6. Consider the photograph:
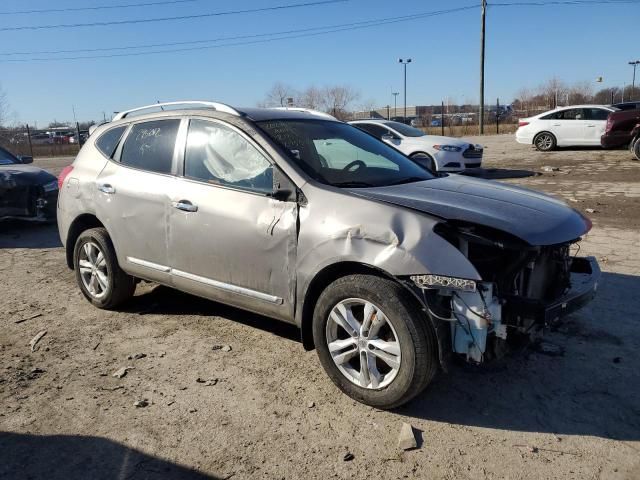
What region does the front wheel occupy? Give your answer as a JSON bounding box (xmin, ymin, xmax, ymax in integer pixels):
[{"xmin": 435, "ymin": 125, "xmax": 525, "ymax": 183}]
[
  {"xmin": 73, "ymin": 227, "xmax": 136, "ymax": 309},
  {"xmin": 633, "ymin": 137, "xmax": 640, "ymax": 161},
  {"xmin": 410, "ymin": 152, "xmax": 436, "ymax": 172},
  {"xmin": 312, "ymin": 274, "xmax": 438, "ymax": 409},
  {"xmin": 534, "ymin": 132, "xmax": 557, "ymax": 151}
]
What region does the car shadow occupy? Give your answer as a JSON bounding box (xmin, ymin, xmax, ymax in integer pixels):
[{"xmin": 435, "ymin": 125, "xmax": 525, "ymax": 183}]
[
  {"xmin": 460, "ymin": 167, "xmax": 539, "ymax": 180},
  {"xmin": 0, "ymin": 431, "xmax": 217, "ymax": 479},
  {"xmin": 397, "ymin": 271, "xmax": 640, "ymax": 441},
  {"xmin": 124, "ymin": 284, "xmax": 301, "ymax": 343},
  {"xmin": 0, "ymin": 220, "xmax": 62, "ymax": 248}
]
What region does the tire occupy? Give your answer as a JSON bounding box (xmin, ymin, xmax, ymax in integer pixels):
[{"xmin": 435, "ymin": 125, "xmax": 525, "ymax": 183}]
[
  {"xmin": 410, "ymin": 152, "xmax": 436, "ymax": 172},
  {"xmin": 533, "ymin": 132, "xmax": 557, "ymax": 152},
  {"xmin": 312, "ymin": 274, "xmax": 438, "ymax": 409},
  {"xmin": 73, "ymin": 227, "xmax": 136, "ymax": 309},
  {"xmin": 633, "ymin": 137, "xmax": 640, "ymax": 161}
]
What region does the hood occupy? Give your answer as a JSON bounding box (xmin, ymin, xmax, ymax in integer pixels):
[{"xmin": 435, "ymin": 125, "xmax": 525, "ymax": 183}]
[
  {"xmin": 0, "ymin": 165, "xmax": 56, "ymax": 188},
  {"xmin": 350, "ymin": 174, "xmax": 590, "ymax": 246}
]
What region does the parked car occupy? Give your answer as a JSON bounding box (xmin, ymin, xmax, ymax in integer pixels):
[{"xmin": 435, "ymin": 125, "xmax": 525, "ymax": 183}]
[
  {"xmin": 516, "ymin": 105, "xmax": 618, "ymax": 151},
  {"xmin": 0, "ymin": 146, "xmax": 57, "ymax": 221},
  {"xmin": 611, "ymin": 101, "xmax": 640, "ymax": 111},
  {"xmin": 601, "ymin": 107, "xmax": 640, "ymax": 150},
  {"xmin": 58, "ymin": 101, "xmax": 599, "ymax": 409},
  {"xmin": 349, "ymin": 119, "xmax": 483, "ymax": 171}
]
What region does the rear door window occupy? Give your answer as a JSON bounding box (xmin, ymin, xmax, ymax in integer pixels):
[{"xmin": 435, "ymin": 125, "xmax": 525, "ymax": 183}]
[
  {"xmin": 584, "ymin": 108, "xmax": 610, "ymax": 121},
  {"xmin": 355, "ymin": 123, "xmax": 389, "ymax": 139},
  {"xmin": 120, "ymin": 119, "xmax": 180, "ymax": 174},
  {"xmin": 96, "ymin": 126, "xmax": 127, "ymax": 158}
]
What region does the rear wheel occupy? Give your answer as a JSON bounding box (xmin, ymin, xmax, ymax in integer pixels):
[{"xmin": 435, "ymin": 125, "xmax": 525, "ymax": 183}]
[
  {"xmin": 534, "ymin": 132, "xmax": 556, "ymax": 151},
  {"xmin": 312, "ymin": 274, "xmax": 438, "ymax": 409},
  {"xmin": 410, "ymin": 152, "xmax": 436, "ymax": 172},
  {"xmin": 73, "ymin": 227, "xmax": 136, "ymax": 309},
  {"xmin": 633, "ymin": 137, "xmax": 640, "ymax": 161}
]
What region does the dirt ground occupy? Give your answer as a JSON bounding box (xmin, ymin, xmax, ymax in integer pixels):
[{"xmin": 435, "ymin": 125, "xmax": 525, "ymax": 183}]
[{"xmin": 1, "ymin": 136, "xmax": 639, "ymax": 480}]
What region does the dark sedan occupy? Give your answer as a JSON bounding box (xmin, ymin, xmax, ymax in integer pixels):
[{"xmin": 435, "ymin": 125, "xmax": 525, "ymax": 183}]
[{"xmin": 0, "ymin": 146, "xmax": 58, "ymax": 221}]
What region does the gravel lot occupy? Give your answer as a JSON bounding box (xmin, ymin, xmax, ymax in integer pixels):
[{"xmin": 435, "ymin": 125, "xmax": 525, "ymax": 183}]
[{"xmin": 1, "ymin": 136, "xmax": 639, "ymax": 480}]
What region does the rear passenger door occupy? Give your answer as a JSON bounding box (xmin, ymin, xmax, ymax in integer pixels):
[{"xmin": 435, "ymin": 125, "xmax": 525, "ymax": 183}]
[
  {"xmin": 94, "ymin": 118, "xmax": 181, "ymax": 284},
  {"xmin": 583, "ymin": 108, "xmax": 610, "ymax": 144},
  {"xmin": 167, "ymin": 118, "xmax": 298, "ymax": 321}
]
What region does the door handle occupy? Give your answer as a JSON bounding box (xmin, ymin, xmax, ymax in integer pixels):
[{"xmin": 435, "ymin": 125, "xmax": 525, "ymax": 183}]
[
  {"xmin": 98, "ymin": 183, "xmax": 115, "ymax": 194},
  {"xmin": 552, "ymin": 124, "xmax": 561, "ymax": 126},
  {"xmin": 172, "ymin": 200, "xmax": 198, "ymax": 212},
  {"xmin": 586, "ymin": 124, "xmax": 596, "ymax": 127}
]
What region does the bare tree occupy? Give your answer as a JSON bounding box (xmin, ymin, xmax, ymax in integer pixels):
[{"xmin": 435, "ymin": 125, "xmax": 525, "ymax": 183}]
[
  {"xmin": 567, "ymin": 81, "xmax": 593, "ymax": 105},
  {"xmin": 299, "ymin": 86, "xmax": 324, "ymax": 110},
  {"xmin": 320, "ymin": 85, "xmax": 360, "ymax": 120},
  {"xmin": 261, "ymin": 82, "xmax": 297, "ymax": 107},
  {"xmin": 540, "ymin": 77, "xmax": 568, "ymax": 108}
]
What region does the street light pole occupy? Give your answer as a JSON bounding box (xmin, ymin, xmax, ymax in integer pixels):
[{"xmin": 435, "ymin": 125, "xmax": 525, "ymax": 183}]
[
  {"xmin": 398, "ymin": 58, "xmax": 412, "ymax": 122},
  {"xmin": 392, "ymin": 92, "xmax": 399, "ymax": 119},
  {"xmin": 630, "ymin": 60, "xmax": 640, "ymax": 101},
  {"xmin": 479, "ymin": 0, "xmax": 487, "ymax": 134}
]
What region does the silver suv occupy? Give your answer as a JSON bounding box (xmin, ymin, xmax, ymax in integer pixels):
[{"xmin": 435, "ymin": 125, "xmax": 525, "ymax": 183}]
[{"xmin": 58, "ymin": 101, "xmax": 600, "ymax": 408}]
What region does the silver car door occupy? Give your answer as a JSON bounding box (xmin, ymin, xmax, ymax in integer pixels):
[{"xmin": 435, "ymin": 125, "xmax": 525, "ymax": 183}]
[
  {"xmin": 94, "ymin": 118, "xmax": 182, "ymax": 284},
  {"xmin": 168, "ymin": 118, "xmax": 297, "ymax": 321}
]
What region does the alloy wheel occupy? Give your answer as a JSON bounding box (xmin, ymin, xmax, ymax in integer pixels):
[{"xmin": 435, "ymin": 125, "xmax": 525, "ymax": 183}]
[
  {"xmin": 536, "ymin": 134, "xmax": 553, "ymax": 150},
  {"xmin": 78, "ymin": 241, "xmax": 109, "ymax": 299},
  {"xmin": 325, "ymin": 298, "xmax": 402, "ymax": 389}
]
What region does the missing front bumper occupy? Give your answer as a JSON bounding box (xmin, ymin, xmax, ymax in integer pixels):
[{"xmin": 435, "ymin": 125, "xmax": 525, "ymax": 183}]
[{"xmin": 502, "ymin": 256, "xmax": 600, "ymax": 326}]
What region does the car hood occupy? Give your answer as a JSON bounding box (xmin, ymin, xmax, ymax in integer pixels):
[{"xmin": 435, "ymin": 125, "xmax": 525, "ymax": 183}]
[
  {"xmin": 350, "ymin": 174, "xmax": 590, "ymax": 246},
  {"xmin": 0, "ymin": 165, "xmax": 56, "ymax": 188}
]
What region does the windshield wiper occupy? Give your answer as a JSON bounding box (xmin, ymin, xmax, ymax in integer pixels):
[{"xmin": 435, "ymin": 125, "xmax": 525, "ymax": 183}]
[
  {"xmin": 387, "ymin": 176, "xmax": 429, "ymax": 186},
  {"xmin": 332, "ymin": 181, "xmax": 375, "ymax": 188}
]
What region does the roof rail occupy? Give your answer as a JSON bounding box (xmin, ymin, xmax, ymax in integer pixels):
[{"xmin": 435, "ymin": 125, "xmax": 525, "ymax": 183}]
[
  {"xmin": 112, "ymin": 101, "xmax": 241, "ymax": 121},
  {"xmin": 273, "ymin": 107, "xmax": 337, "ymax": 120}
]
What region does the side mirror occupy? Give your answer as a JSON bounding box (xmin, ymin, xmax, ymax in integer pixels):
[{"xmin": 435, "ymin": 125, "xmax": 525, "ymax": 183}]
[
  {"xmin": 272, "ymin": 167, "xmax": 296, "ymax": 201},
  {"xmin": 17, "ymin": 155, "xmax": 33, "ymax": 164}
]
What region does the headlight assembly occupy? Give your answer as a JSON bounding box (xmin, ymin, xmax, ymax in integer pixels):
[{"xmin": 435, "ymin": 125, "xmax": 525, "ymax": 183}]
[
  {"xmin": 433, "ymin": 145, "xmax": 462, "ymax": 152},
  {"xmin": 410, "ymin": 274, "xmax": 477, "ymax": 292}
]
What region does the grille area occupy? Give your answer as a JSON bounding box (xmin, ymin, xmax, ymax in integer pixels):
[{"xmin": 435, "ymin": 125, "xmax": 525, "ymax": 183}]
[{"xmin": 462, "ymin": 145, "xmax": 483, "ymax": 159}]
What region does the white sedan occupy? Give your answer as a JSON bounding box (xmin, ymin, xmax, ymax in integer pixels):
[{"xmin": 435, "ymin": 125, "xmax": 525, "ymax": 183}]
[
  {"xmin": 349, "ymin": 120, "xmax": 483, "ymax": 172},
  {"xmin": 516, "ymin": 105, "xmax": 617, "ymax": 151}
]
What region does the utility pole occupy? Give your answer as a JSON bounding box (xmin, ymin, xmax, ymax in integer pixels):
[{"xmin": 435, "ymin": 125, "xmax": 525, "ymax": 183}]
[
  {"xmin": 479, "ymin": 0, "xmax": 486, "ymax": 134},
  {"xmin": 392, "ymin": 92, "xmax": 399, "ymax": 119},
  {"xmin": 630, "ymin": 60, "xmax": 640, "ymax": 101},
  {"xmin": 398, "ymin": 58, "xmax": 412, "ymax": 123}
]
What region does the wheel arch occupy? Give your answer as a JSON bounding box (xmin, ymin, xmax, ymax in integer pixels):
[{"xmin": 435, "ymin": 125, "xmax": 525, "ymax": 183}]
[
  {"xmin": 65, "ymin": 214, "xmax": 106, "ymax": 269},
  {"xmin": 533, "ymin": 130, "xmax": 556, "ymax": 144},
  {"xmin": 299, "ymin": 261, "xmax": 443, "ymax": 367}
]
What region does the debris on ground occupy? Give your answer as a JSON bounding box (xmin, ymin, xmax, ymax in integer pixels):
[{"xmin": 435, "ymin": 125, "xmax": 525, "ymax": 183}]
[
  {"xmin": 112, "ymin": 366, "xmax": 134, "ymax": 379},
  {"xmin": 15, "ymin": 313, "xmax": 42, "ymax": 324},
  {"xmin": 541, "ymin": 166, "xmax": 561, "ymax": 172},
  {"xmin": 585, "ymin": 208, "xmax": 597, "ymax": 214},
  {"xmin": 134, "ymin": 399, "xmax": 149, "ymax": 408},
  {"xmin": 196, "ymin": 377, "xmax": 218, "ymax": 386},
  {"xmin": 533, "ymin": 341, "xmax": 564, "ymax": 357},
  {"xmin": 307, "ymin": 401, "xmax": 315, "ymax": 408},
  {"xmin": 29, "ymin": 330, "xmax": 47, "ymax": 352},
  {"xmin": 567, "ymin": 197, "xmax": 578, "ymax": 203},
  {"xmin": 127, "ymin": 353, "xmax": 147, "ymax": 360},
  {"xmin": 28, "ymin": 367, "xmax": 45, "ymax": 379},
  {"xmin": 343, "ymin": 452, "xmax": 354, "ymax": 462},
  {"xmin": 212, "ymin": 344, "xmax": 232, "ymax": 352},
  {"xmin": 188, "ymin": 408, "xmax": 198, "ymax": 413},
  {"xmin": 397, "ymin": 422, "xmax": 418, "ymax": 450}
]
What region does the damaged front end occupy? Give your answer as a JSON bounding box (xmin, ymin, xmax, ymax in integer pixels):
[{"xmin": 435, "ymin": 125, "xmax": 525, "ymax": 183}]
[
  {"xmin": 0, "ymin": 171, "xmax": 57, "ymax": 222},
  {"xmin": 406, "ymin": 222, "xmax": 600, "ymax": 363}
]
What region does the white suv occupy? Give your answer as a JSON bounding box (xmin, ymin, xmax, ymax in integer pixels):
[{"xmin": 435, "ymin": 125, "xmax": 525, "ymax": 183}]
[{"xmin": 349, "ymin": 119, "xmax": 483, "ymax": 172}]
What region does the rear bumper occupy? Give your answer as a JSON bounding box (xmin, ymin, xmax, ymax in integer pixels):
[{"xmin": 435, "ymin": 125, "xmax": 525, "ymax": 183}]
[
  {"xmin": 601, "ymin": 133, "xmax": 632, "ymax": 149},
  {"xmin": 502, "ymin": 256, "xmax": 600, "ymax": 326}
]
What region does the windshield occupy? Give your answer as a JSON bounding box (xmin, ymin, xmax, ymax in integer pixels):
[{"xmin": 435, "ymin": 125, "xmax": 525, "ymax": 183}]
[
  {"xmin": 256, "ymin": 120, "xmax": 434, "ymax": 188},
  {"xmin": 382, "ymin": 121, "xmax": 426, "ymax": 137},
  {"xmin": 0, "ymin": 148, "xmax": 17, "ymax": 165}
]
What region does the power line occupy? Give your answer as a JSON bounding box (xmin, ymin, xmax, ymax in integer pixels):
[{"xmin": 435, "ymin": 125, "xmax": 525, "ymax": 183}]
[
  {"xmin": 0, "ymin": 0, "xmax": 347, "ymax": 32},
  {"xmin": 0, "ymin": 0, "xmax": 202, "ymax": 15},
  {"xmin": 491, "ymin": 0, "xmax": 640, "ymax": 5},
  {"xmin": 0, "ymin": 6, "xmax": 479, "ymax": 62},
  {"xmin": 0, "ymin": 7, "xmax": 477, "ymax": 57}
]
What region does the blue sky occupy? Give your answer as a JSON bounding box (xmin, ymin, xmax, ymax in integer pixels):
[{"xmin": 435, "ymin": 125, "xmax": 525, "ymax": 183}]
[{"xmin": 0, "ymin": 0, "xmax": 638, "ymax": 126}]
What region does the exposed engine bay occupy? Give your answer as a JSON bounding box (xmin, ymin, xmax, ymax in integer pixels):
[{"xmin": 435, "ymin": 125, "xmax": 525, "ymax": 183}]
[{"xmin": 408, "ymin": 222, "xmax": 600, "ymax": 363}]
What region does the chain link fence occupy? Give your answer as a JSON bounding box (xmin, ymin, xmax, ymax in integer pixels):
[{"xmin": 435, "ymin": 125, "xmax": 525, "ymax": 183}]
[{"xmin": 0, "ymin": 125, "xmax": 82, "ymax": 158}]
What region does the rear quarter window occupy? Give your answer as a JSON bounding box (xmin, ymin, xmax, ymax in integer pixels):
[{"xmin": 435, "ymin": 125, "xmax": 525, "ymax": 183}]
[{"xmin": 95, "ymin": 126, "xmax": 127, "ymax": 158}]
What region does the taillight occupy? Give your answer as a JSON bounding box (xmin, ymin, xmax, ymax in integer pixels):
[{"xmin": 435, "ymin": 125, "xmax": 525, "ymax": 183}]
[
  {"xmin": 58, "ymin": 165, "xmax": 74, "ymax": 189},
  {"xmin": 518, "ymin": 121, "xmax": 529, "ymax": 127},
  {"xmin": 605, "ymin": 117, "xmax": 613, "ymax": 133}
]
